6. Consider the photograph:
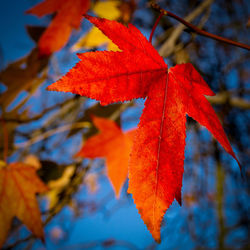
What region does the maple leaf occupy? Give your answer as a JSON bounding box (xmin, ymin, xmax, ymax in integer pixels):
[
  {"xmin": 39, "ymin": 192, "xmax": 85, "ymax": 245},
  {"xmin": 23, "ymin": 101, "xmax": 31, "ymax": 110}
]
[
  {"xmin": 93, "ymin": 0, "xmax": 121, "ymax": 20},
  {"xmin": 48, "ymin": 16, "xmax": 240, "ymax": 242},
  {"xmin": 48, "ymin": 15, "xmax": 166, "ymax": 105},
  {"xmin": 71, "ymin": 0, "xmax": 121, "ymax": 52},
  {"xmin": 0, "ymin": 161, "xmax": 48, "ymax": 247},
  {"xmin": 71, "ymin": 26, "xmax": 120, "ymax": 52},
  {"xmin": 26, "ymin": 0, "xmax": 90, "ymax": 55},
  {"xmin": 75, "ymin": 116, "xmax": 135, "ymax": 198}
]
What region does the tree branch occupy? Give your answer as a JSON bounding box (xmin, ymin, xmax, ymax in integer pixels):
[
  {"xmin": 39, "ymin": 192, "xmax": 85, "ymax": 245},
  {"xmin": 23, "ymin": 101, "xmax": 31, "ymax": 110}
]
[
  {"xmin": 151, "ymin": 1, "xmax": 250, "ymax": 51},
  {"xmin": 207, "ymin": 93, "xmax": 250, "ymax": 110},
  {"xmin": 15, "ymin": 122, "xmax": 91, "ymax": 149},
  {"xmin": 157, "ymin": 0, "xmax": 215, "ymax": 57}
]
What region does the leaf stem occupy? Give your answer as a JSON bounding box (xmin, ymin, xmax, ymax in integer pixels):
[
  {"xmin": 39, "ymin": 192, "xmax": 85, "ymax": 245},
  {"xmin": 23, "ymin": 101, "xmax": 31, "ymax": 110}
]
[
  {"xmin": 149, "ymin": 12, "xmax": 165, "ymax": 43},
  {"xmin": 151, "ymin": 2, "xmax": 250, "ymax": 50},
  {"xmin": 1, "ymin": 117, "xmax": 8, "ymax": 162}
]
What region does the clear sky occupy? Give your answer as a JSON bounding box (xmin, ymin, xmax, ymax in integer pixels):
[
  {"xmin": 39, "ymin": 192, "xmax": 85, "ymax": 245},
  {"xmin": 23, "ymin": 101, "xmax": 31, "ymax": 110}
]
[{"xmin": 0, "ymin": 1, "xmax": 38, "ymax": 65}]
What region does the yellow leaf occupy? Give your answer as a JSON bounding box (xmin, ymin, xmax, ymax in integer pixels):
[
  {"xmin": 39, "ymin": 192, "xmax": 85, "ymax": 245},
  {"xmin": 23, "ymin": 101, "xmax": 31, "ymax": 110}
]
[
  {"xmin": 71, "ymin": 27, "xmax": 120, "ymax": 52},
  {"xmin": 0, "ymin": 162, "xmax": 48, "ymax": 247},
  {"xmin": 71, "ymin": 0, "xmax": 121, "ymax": 52},
  {"xmin": 93, "ymin": 0, "xmax": 120, "ymax": 20}
]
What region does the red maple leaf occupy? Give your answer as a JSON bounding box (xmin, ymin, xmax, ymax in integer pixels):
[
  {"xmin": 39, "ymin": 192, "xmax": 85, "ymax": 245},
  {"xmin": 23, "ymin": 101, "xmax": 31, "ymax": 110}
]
[
  {"xmin": 75, "ymin": 116, "xmax": 135, "ymax": 198},
  {"xmin": 26, "ymin": 0, "xmax": 90, "ymax": 56},
  {"xmin": 48, "ymin": 15, "xmax": 241, "ymax": 242}
]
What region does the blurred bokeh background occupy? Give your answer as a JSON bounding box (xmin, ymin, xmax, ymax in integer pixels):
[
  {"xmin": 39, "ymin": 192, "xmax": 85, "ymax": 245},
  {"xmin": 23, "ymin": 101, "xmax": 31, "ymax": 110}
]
[{"xmin": 0, "ymin": 0, "xmax": 249, "ymax": 249}]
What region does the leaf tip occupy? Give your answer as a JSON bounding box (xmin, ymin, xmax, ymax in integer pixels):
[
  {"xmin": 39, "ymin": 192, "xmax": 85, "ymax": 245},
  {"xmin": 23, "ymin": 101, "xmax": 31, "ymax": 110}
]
[
  {"xmin": 74, "ymin": 148, "xmax": 83, "ymax": 159},
  {"xmin": 83, "ymin": 14, "xmax": 95, "ymax": 23},
  {"xmin": 46, "ymin": 82, "xmax": 59, "ymax": 92},
  {"xmin": 156, "ymin": 238, "xmax": 161, "ymax": 244},
  {"xmin": 150, "ymin": 227, "xmax": 161, "ymax": 243},
  {"xmin": 175, "ymin": 188, "xmax": 182, "ymax": 206},
  {"xmin": 114, "ymin": 188, "xmax": 121, "ymax": 199}
]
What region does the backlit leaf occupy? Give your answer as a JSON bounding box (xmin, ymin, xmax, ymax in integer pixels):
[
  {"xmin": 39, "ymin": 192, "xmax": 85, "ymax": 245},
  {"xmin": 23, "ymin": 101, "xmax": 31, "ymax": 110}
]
[
  {"xmin": 48, "ymin": 16, "xmax": 240, "ymax": 242},
  {"xmin": 94, "ymin": 0, "xmax": 121, "ymax": 20},
  {"xmin": 75, "ymin": 116, "xmax": 135, "ymax": 197},
  {"xmin": 71, "ymin": 26, "xmax": 119, "ymax": 52},
  {"xmin": 27, "ymin": 0, "xmax": 90, "ymax": 55},
  {"xmin": 71, "ymin": 0, "xmax": 121, "ymax": 52}
]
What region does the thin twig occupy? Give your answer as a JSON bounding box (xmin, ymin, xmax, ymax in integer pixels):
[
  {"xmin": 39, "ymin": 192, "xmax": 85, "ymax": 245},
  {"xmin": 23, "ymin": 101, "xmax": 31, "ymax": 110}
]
[
  {"xmin": 149, "ymin": 12, "xmax": 165, "ymax": 43},
  {"xmin": 207, "ymin": 93, "xmax": 250, "ymax": 110},
  {"xmin": 151, "ymin": 2, "xmax": 250, "ymax": 50},
  {"xmin": 4, "ymin": 98, "xmax": 74, "ymax": 123},
  {"xmin": 158, "ymin": 0, "xmax": 214, "ymax": 57},
  {"xmin": 15, "ymin": 122, "xmax": 91, "ymax": 149}
]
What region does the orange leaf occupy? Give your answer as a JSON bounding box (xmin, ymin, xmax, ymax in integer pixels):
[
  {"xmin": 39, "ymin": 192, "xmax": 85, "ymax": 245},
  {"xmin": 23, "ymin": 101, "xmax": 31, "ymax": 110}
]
[
  {"xmin": 27, "ymin": 0, "xmax": 90, "ymax": 55},
  {"xmin": 47, "ymin": 16, "xmax": 241, "ymax": 242},
  {"xmin": 75, "ymin": 116, "xmax": 135, "ymax": 198},
  {"xmin": 0, "ymin": 162, "xmax": 48, "ymax": 247}
]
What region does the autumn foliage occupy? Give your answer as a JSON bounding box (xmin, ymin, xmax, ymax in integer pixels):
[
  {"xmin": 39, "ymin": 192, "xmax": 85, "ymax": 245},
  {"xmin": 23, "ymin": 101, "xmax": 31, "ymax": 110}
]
[
  {"xmin": 75, "ymin": 116, "xmax": 135, "ymax": 197},
  {"xmin": 0, "ymin": 0, "xmax": 248, "ymax": 248},
  {"xmin": 27, "ymin": 0, "xmax": 90, "ymax": 55},
  {"xmin": 48, "ymin": 15, "xmax": 240, "ymax": 242},
  {"xmin": 0, "ymin": 161, "xmax": 47, "ymax": 246}
]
